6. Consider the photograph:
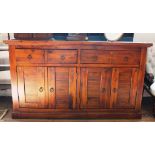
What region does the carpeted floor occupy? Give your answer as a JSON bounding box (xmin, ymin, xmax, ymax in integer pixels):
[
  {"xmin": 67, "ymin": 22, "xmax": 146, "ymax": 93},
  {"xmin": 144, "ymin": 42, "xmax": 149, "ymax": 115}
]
[{"xmin": 0, "ymin": 91, "xmax": 155, "ymax": 122}]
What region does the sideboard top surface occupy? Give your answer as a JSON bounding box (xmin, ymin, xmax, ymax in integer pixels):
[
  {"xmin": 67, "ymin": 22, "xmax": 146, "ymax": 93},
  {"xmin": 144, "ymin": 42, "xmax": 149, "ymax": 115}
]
[{"xmin": 4, "ymin": 40, "xmax": 153, "ymax": 47}]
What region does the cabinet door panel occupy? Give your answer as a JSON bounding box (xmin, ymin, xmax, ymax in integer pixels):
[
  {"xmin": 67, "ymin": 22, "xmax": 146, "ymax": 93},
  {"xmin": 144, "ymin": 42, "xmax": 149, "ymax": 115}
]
[
  {"xmin": 17, "ymin": 67, "xmax": 47, "ymax": 108},
  {"xmin": 111, "ymin": 68, "xmax": 138, "ymax": 109},
  {"xmin": 80, "ymin": 68, "xmax": 111, "ymax": 109},
  {"xmin": 48, "ymin": 67, "xmax": 77, "ymax": 109}
]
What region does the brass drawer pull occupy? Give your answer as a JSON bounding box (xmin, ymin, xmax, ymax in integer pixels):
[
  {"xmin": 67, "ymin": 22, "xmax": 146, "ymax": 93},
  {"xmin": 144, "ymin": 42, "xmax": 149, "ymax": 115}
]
[
  {"xmin": 39, "ymin": 87, "xmax": 44, "ymax": 92},
  {"xmin": 61, "ymin": 55, "xmax": 66, "ymax": 60},
  {"xmin": 27, "ymin": 54, "xmax": 32, "ymax": 60},
  {"xmin": 50, "ymin": 88, "xmax": 55, "ymax": 93}
]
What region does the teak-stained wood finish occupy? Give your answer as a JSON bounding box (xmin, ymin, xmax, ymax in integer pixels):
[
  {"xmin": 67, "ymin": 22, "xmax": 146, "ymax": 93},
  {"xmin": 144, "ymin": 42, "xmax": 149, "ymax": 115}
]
[
  {"xmin": 15, "ymin": 49, "xmax": 45, "ymax": 64},
  {"xmin": 48, "ymin": 67, "xmax": 76, "ymax": 109},
  {"xmin": 80, "ymin": 68, "xmax": 111, "ymax": 109},
  {"xmin": 46, "ymin": 50, "xmax": 77, "ymax": 64},
  {"xmin": 80, "ymin": 50, "xmax": 111, "ymax": 64},
  {"xmin": 4, "ymin": 40, "xmax": 152, "ymax": 119},
  {"xmin": 110, "ymin": 68, "xmax": 138, "ymax": 109},
  {"xmin": 17, "ymin": 67, "xmax": 47, "ymax": 108}
]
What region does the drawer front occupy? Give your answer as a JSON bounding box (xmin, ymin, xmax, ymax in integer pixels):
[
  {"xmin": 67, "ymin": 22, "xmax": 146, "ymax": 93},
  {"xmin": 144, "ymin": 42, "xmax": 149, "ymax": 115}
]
[
  {"xmin": 80, "ymin": 50, "xmax": 111, "ymax": 64},
  {"xmin": 46, "ymin": 50, "xmax": 77, "ymax": 64},
  {"xmin": 15, "ymin": 49, "xmax": 45, "ymax": 64},
  {"xmin": 111, "ymin": 51, "xmax": 140, "ymax": 65}
]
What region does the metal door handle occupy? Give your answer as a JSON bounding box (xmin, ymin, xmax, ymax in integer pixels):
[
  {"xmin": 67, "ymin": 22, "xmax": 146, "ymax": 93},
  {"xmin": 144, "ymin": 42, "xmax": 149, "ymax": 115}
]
[
  {"xmin": 27, "ymin": 54, "xmax": 32, "ymax": 60},
  {"xmin": 39, "ymin": 87, "xmax": 44, "ymax": 92},
  {"xmin": 102, "ymin": 88, "xmax": 106, "ymax": 93},
  {"xmin": 50, "ymin": 88, "xmax": 55, "ymax": 93}
]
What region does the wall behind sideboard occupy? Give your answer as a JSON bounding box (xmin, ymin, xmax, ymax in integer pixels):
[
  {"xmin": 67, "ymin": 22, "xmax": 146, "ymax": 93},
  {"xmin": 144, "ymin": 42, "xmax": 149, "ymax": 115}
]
[{"xmin": 134, "ymin": 33, "xmax": 155, "ymax": 43}]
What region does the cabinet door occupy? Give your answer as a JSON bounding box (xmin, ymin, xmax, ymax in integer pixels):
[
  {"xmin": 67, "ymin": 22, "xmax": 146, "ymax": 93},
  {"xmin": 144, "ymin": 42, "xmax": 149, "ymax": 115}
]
[
  {"xmin": 80, "ymin": 68, "xmax": 112, "ymax": 109},
  {"xmin": 48, "ymin": 67, "xmax": 77, "ymax": 109},
  {"xmin": 111, "ymin": 68, "xmax": 138, "ymax": 109},
  {"xmin": 17, "ymin": 67, "xmax": 48, "ymax": 108}
]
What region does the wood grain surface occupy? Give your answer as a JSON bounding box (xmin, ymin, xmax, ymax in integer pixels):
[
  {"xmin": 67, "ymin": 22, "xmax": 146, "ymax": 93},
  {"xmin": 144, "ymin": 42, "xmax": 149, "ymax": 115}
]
[{"xmin": 5, "ymin": 41, "xmax": 152, "ymax": 119}]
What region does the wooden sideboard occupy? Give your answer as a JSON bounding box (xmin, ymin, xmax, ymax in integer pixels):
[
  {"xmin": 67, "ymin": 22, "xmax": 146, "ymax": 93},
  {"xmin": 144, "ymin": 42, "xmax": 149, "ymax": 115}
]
[{"xmin": 4, "ymin": 40, "xmax": 152, "ymax": 119}]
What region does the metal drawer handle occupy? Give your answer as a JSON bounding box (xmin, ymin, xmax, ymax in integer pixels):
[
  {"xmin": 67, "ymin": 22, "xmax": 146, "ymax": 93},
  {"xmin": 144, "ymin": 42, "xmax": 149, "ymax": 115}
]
[
  {"xmin": 113, "ymin": 88, "xmax": 117, "ymax": 93},
  {"xmin": 92, "ymin": 56, "xmax": 98, "ymax": 61},
  {"xmin": 102, "ymin": 88, "xmax": 106, "ymax": 93},
  {"xmin": 124, "ymin": 56, "xmax": 128, "ymax": 62},
  {"xmin": 61, "ymin": 55, "xmax": 65, "ymax": 60},
  {"xmin": 39, "ymin": 87, "xmax": 44, "ymax": 92},
  {"xmin": 50, "ymin": 88, "xmax": 55, "ymax": 93},
  {"xmin": 27, "ymin": 54, "xmax": 32, "ymax": 60}
]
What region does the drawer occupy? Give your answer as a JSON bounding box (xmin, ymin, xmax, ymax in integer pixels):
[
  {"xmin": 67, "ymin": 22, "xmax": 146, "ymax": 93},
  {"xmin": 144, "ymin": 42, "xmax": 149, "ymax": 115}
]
[
  {"xmin": 46, "ymin": 50, "xmax": 77, "ymax": 64},
  {"xmin": 15, "ymin": 49, "xmax": 45, "ymax": 64},
  {"xmin": 111, "ymin": 51, "xmax": 140, "ymax": 65},
  {"xmin": 80, "ymin": 50, "xmax": 111, "ymax": 64}
]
